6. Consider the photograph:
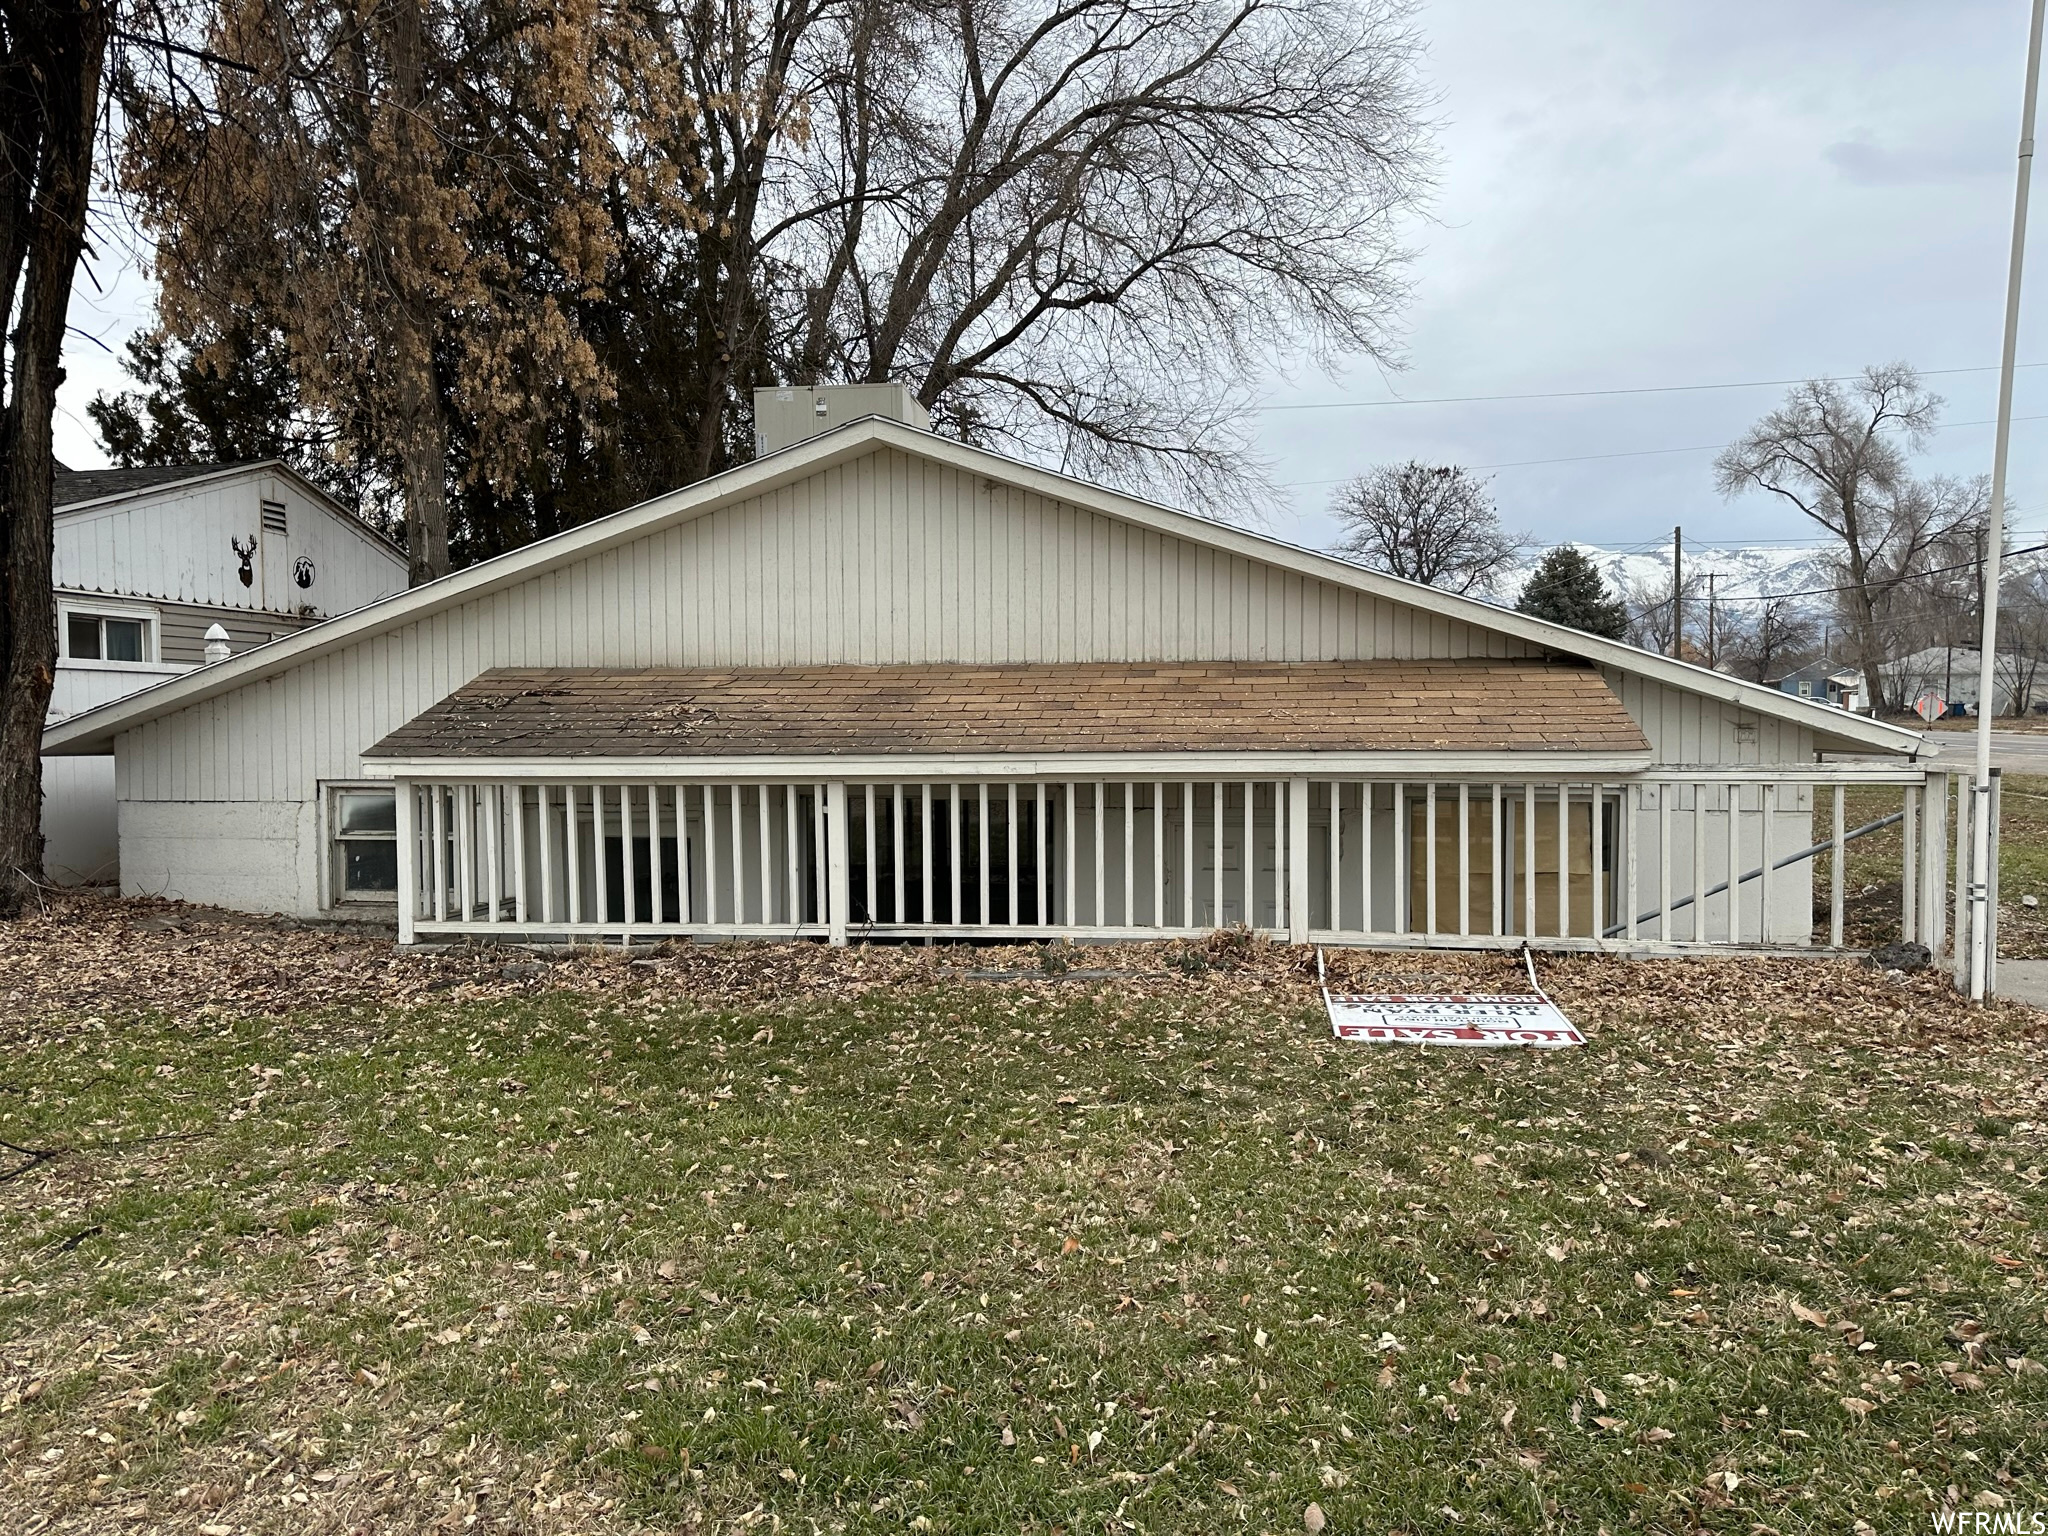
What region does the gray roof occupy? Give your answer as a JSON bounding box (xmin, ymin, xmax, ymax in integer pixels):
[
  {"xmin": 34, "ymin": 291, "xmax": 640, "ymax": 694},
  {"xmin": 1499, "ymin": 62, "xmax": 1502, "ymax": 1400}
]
[{"xmin": 54, "ymin": 463, "xmax": 251, "ymax": 508}]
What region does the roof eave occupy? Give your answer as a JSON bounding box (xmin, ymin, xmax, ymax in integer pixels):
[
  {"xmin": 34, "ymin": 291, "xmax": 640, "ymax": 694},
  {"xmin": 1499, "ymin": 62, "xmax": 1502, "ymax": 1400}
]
[
  {"xmin": 39, "ymin": 416, "xmax": 1930, "ymax": 760},
  {"xmin": 361, "ymin": 748, "xmax": 1663, "ymax": 780}
]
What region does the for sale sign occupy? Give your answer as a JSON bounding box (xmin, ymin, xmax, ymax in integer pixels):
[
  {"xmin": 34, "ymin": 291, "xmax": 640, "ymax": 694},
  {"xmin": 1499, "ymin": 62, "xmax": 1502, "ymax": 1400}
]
[{"xmin": 1323, "ymin": 992, "xmax": 1585, "ymax": 1049}]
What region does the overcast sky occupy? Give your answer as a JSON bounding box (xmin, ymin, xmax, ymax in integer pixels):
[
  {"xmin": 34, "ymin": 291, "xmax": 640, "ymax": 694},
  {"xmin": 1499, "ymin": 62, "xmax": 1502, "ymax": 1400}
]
[{"xmin": 52, "ymin": 0, "xmax": 2048, "ymax": 562}]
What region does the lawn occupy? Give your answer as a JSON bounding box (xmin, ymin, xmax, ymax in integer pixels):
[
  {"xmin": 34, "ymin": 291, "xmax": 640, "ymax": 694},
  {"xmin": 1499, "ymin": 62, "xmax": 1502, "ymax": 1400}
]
[
  {"xmin": 2, "ymin": 904, "xmax": 2046, "ymax": 1535},
  {"xmin": 1829, "ymin": 772, "xmax": 2048, "ymax": 958}
]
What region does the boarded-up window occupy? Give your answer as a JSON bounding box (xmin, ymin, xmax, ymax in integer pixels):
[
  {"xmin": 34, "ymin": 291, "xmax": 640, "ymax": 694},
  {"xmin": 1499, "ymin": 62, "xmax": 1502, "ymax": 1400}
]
[{"xmin": 1407, "ymin": 789, "xmax": 1613, "ymax": 938}]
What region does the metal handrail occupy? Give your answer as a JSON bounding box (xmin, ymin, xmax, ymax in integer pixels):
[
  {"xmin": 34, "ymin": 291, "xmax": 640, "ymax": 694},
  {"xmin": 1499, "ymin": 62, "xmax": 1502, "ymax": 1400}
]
[{"xmin": 1604, "ymin": 810, "xmax": 1905, "ymax": 938}]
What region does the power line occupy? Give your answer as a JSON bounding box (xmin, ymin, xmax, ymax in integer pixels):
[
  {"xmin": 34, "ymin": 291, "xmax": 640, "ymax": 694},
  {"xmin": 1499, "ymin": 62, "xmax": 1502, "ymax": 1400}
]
[
  {"xmin": 1257, "ymin": 361, "xmax": 2048, "ymax": 414},
  {"xmin": 1629, "ymin": 539, "xmax": 2048, "ymax": 614},
  {"xmin": 1280, "ymin": 411, "xmax": 2048, "ymax": 490}
]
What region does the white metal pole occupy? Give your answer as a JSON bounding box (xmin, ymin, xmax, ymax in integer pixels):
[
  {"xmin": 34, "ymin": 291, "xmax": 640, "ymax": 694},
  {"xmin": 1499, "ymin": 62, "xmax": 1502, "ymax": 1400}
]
[
  {"xmin": 395, "ymin": 779, "xmax": 418, "ymax": 945},
  {"xmin": 1971, "ymin": 0, "xmax": 2047, "ymax": 1001}
]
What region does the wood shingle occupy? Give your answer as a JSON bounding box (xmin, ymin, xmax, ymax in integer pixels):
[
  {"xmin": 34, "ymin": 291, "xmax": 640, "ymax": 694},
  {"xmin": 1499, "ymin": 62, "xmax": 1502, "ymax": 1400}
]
[{"xmin": 365, "ymin": 660, "xmax": 1650, "ymax": 760}]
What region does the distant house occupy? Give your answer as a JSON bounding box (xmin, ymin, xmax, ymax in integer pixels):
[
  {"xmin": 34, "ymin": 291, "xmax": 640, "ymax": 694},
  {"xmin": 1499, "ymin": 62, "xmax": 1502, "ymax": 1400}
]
[
  {"xmin": 1767, "ymin": 662, "xmax": 1860, "ymax": 710},
  {"xmin": 44, "ymin": 462, "xmax": 407, "ymax": 883},
  {"xmin": 1873, "ymin": 646, "xmax": 2033, "ymax": 720}
]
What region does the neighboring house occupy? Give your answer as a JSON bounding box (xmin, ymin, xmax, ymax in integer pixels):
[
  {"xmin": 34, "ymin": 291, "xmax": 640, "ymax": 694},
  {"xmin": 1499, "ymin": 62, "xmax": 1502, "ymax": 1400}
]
[
  {"xmin": 46, "ymin": 389, "xmax": 1950, "ymax": 954},
  {"xmin": 43, "ymin": 461, "xmax": 408, "ymax": 883},
  {"xmin": 1873, "ymin": 646, "xmax": 2031, "ymax": 720},
  {"xmin": 1767, "ymin": 662, "xmax": 1858, "ymax": 710}
]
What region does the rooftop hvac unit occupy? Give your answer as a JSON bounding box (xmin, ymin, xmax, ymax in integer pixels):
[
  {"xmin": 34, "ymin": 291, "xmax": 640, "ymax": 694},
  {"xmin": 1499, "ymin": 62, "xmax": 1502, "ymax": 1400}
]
[{"xmin": 752, "ymin": 383, "xmax": 930, "ymax": 456}]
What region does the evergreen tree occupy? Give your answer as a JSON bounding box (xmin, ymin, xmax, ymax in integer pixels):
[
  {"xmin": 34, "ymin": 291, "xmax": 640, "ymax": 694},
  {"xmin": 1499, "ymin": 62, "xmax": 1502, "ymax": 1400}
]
[
  {"xmin": 91, "ymin": 328, "xmax": 329, "ymax": 473},
  {"xmin": 1515, "ymin": 545, "xmax": 1629, "ymax": 640}
]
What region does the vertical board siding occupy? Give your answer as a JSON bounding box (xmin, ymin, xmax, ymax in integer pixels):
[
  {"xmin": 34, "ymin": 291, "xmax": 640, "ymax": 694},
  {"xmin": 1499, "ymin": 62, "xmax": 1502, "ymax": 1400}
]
[
  {"xmin": 124, "ymin": 445, "xmax": 1556, "ymax": 810},
  {"xmin": 109, "ymin": 445, "xmax": 1858, "ymax": 920},
  {"xmin": 56, "ymin": 472, "xmax": 403, "ymax": 615}
]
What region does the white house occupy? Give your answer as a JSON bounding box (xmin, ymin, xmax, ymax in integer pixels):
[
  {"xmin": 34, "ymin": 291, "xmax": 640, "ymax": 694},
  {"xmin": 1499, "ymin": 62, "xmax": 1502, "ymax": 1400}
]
[
  {"xmin": 1876, "ymin": 646, "xmax": 2040, "ymax": 720},
  {"xmin": 43, "ymin": 461, "xmax": 407, "ymax": 883},
  {"xmin": 43, "ymin": 390, "xmax": 1956, "ymax": 956}
]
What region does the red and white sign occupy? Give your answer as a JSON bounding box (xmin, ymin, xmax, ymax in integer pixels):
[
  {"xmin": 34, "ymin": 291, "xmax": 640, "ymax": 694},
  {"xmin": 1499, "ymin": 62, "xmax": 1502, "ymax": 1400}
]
[
  {"xmin": 1914, "ymin": 693, "xmax": 1947, "ymax": 722},
  {"xmin": 1324, "ymin": 992, "xmax": 1585, "ymax": 1048}
]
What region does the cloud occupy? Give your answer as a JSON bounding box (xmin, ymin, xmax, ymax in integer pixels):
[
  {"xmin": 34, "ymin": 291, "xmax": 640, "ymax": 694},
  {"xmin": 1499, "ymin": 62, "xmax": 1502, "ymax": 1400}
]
[{"xmin": 1823, "ymin": 131, "xmax": 2001, "ymax": 187}]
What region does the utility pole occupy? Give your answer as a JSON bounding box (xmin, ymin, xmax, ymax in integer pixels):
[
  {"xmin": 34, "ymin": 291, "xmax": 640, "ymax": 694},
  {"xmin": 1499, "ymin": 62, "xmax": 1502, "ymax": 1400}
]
[
  {"xmin": 1671, "ymin": 526, "xmax": 1684, "ymax": 660},
  {"xmin": 1705, "ymin": 572, "xmax": 1719, "ymax": 669},
  {"xmin": 1969, "ymin": 0, "xmax": 2045, "ymax": 1003}
]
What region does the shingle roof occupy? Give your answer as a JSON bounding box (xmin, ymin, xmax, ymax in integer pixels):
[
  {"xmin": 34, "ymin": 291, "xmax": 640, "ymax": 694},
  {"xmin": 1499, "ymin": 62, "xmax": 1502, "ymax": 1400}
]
[
  {"xmin": 365, "ymin": 661, "xmax": 1651, "ymax": 760},
  {"xmin": 54, "ymin": 464, "xmax": 248, "ymax": 507}
]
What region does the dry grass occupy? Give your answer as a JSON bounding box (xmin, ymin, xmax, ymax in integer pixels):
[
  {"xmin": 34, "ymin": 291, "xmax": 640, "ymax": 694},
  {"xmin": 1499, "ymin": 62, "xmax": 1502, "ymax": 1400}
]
[{"xmin": 3, "ymin": 898, "xmax": 2046, "ymax": 1535}]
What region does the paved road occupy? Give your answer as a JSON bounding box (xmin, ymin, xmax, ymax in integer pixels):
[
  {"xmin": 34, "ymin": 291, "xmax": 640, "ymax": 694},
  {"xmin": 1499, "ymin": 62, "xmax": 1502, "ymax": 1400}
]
[{"xmin": 1920, "ymin": 729, "xmax": 2048, "ymax": 776}]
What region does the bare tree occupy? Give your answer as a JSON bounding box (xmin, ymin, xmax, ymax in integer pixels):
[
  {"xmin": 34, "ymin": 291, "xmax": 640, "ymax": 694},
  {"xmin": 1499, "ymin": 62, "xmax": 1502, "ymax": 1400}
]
[
  {"xmin": 1624, "ymin": 566, "xmax": 1703, "ymax": 658},
  {"xmin": 1713, "ymin": 365, "xmax": 1962, "ymax": 714},
  {"xmin": 1994, "ymin": 562, "xmax": 2048, "ymax": 718},
  {"xmin": 1327, "ymin": 463, "xmax": 1520, "ymax": 595},
  {"xmin": 1, "ymin": 0, "xmax": 115, "ymax": 916},
  {"xmin": 1717, "ymin": 595, "xmax": 1820, "ymax": 684},
  {"xmin": 716, "ymin": 0, "xmax": 1434, "ymax": 499}
]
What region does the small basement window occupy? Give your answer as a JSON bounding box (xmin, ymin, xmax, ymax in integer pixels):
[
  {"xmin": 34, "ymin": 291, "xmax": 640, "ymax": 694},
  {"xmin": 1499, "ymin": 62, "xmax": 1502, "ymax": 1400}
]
[
  {"xmin": 329, "ymin": 785, "xmax": 398, "ymax": 901},
  {"xmin": 63, "ymin": 609, "xmax": 152, "ymax": 663}
]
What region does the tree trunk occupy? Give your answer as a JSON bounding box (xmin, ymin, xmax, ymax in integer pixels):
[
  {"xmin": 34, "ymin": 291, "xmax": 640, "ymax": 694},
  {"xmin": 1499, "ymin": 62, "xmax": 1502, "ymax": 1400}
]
[
  {"xmin": 1835, "ymin": 498, "xmax": 1894, "ymax": 715},
  {"xmin": 384, "ymin": 0, "xmax": 450, "ymax": 586},
  {"xmin": 392, "ymin": 306, "xmax": 450, "ymax": 585},
  {"xmin": 0, "ymin": 0, "xmax": 112, "ymax": 918}
]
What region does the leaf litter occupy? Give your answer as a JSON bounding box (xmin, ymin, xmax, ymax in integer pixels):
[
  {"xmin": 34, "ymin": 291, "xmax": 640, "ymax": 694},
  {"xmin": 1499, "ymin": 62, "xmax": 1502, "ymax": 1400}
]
[{"xmin": 1, "ymin": 891, "xmax": 2044, "ymax": 1533}]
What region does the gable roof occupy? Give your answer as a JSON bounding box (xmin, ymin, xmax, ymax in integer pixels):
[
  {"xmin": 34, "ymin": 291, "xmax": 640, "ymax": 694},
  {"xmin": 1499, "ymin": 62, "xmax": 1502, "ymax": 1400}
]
[
  {"xmin": 42, "ymin": 417, "xmax": 1932, "ymax": 759},
  {"xmin": 366, "ymin": 660, "xmax": 1652, "ymax": 761},
  {"xmin": 52, "ymin": 458, "xmax": 404, "ymax": 563},
  {"xmin": 55, "ymin": 464, "xmax": 243, "ymax": 506}
]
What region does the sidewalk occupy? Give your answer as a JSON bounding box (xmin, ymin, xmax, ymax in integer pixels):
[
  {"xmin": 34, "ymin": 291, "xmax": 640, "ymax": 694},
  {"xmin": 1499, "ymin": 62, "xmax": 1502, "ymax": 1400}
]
[{"xmin": 1997, "ymin": 958, "xmax": 2048, "ymax": 1010}]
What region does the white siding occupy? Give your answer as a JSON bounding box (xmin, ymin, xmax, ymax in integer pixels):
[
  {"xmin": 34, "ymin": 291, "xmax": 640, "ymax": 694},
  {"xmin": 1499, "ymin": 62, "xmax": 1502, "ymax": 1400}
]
[
  {"xmin": 1601, "ymin": 666, "xmax": 1815, "ymax": 768},
  {"xmin": 45, "ymin": 662, "xmax": 195, "ymax": 886},
  {"xmin": 108, "ymin": 445, "xmax": 1816, "ymax": 916},
  {"xmin": 119, "ymin": 446, "xmax": 1554, "ymax": 811},
  {"xmin": 56, "ymin": 469, "xmax": 403, "ymax": 618}
]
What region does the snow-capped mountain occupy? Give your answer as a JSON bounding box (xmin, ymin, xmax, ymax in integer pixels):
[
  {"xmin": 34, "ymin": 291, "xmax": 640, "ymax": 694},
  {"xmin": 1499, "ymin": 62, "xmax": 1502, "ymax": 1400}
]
[{"xmin": 1497, "ymin": 541, "xmax": 1835, "ymax": 608}]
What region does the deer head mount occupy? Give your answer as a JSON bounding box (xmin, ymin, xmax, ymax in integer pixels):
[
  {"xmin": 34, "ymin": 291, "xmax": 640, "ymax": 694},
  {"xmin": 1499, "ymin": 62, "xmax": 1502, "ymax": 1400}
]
[{"xmin": 231, "ymin": 535, "xmax": 256, "ymax": 587}]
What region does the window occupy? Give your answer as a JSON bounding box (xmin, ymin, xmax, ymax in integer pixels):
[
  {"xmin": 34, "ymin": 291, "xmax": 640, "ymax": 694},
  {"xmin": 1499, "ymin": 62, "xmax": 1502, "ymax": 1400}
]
[
  {"xmin": 1797, "ymin": 681, "xmax": 1814, "ymax": 698},
  {"xmin": 329, "ymin": 785, "xmax": 398, "ymax": 901},
  {"xmin": 62, "ymin": 608, "xmax": 153, "ymax": 663},
  {"xmin": 261, "ymin": 498, "xmax": 289, "ymax": 534}
]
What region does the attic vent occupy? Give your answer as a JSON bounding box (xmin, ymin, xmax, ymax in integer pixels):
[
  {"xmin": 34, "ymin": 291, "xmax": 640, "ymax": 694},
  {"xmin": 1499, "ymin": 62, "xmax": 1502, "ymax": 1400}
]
[{"xmin": 261, "ymin": 499, "xmax": 288, "ymax": 534}]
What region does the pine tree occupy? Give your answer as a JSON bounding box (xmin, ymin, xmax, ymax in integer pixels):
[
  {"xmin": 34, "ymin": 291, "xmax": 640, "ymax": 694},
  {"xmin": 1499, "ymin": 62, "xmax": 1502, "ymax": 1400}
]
[{"xmin": 1515, "ymin": 546, "xmax": 1629, "ymax": 640}]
